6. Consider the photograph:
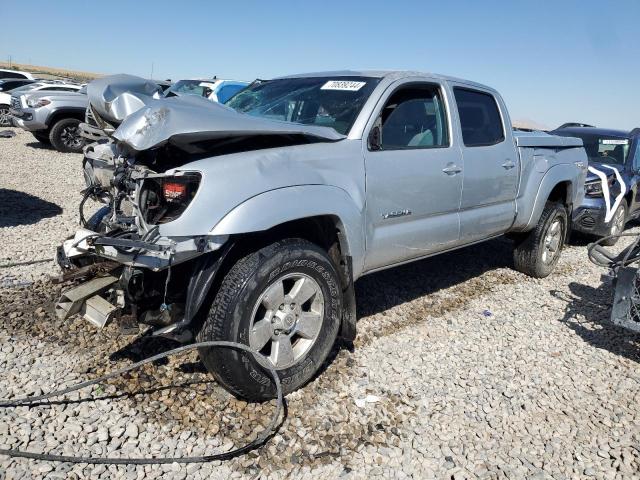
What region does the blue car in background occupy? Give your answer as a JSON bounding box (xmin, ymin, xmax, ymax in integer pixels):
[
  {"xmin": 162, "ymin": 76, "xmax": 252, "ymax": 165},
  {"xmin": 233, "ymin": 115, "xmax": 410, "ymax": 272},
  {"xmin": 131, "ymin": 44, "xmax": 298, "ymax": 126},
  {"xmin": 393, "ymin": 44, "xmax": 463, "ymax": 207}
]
[
  {"xmin": 163, "ymin": 78, "xmax": 248, "ymax": 103},
  {"xmin": 551, "ymin": 124, "xmax": 640, "ymax": 245}
]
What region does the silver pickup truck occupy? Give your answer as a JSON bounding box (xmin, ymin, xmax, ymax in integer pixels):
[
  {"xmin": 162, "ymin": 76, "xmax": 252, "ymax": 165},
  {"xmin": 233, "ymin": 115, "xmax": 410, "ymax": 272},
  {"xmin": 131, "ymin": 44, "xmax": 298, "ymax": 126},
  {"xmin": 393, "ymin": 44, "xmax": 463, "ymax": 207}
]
[
  {"xmin": 57, "ymin": 71, "xmax": 587, "ymax": 400},
  {"xmin": 11, "ymin": 86, "xmax": 87, "ymax": 152}
]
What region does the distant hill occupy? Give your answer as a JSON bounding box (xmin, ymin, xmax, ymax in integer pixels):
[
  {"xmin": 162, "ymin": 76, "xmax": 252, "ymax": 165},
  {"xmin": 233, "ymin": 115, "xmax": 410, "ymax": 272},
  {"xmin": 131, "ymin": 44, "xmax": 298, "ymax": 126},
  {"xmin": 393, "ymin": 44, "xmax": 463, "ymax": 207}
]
[
  {"xmin": 512, "ymin": 118, "xmax": 551, "ymax": 132},
  {"xmin": 0, "ymin": 62, "xmax": 101, "ymax": 83}
]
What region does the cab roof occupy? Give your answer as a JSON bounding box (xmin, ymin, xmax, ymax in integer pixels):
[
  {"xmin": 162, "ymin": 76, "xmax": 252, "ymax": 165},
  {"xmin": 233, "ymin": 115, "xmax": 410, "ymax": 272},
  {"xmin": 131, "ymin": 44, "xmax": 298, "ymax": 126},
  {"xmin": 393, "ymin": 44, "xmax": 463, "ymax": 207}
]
[{"xmin": 275, "ymin": 70, "xmax": 494, "ymax": 92}]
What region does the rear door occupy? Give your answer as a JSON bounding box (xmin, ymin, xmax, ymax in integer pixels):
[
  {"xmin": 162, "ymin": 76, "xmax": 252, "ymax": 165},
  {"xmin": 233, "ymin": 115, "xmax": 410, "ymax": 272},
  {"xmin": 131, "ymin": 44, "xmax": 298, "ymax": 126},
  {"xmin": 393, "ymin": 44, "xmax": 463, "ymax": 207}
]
[
  {"xmin": 363, "ymin": 80, "xmax": 463, "ymax": 271},
  {"xmin": 452, "ymin": 86, "xmax": 518, "ymax": 242}
]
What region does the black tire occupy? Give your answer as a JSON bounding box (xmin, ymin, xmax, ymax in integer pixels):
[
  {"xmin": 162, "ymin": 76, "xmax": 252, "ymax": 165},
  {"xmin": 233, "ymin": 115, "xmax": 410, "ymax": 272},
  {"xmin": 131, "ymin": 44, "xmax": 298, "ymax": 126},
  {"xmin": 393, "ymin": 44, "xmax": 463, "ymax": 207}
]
[
  {"xmin": 32, "ymin": 131, "xmax": 51, "ymax": 144},
  {"xmin": 599, "ymin": 202, "xmax": 627, "ymax": 247},
  {"xmin": 49, "ymin": 118, "xmax": 85, "ymax": 153},
  {"xmin": 197, "ymin": 238, "xmax": 342, "ymax": 401},
  {"xmin": 0, "ymin": 104, "xmax": 11, "ymax": 127},
  {"xmin": 513, "ymin": 201, "xmax": 568, "ymax": 278}
]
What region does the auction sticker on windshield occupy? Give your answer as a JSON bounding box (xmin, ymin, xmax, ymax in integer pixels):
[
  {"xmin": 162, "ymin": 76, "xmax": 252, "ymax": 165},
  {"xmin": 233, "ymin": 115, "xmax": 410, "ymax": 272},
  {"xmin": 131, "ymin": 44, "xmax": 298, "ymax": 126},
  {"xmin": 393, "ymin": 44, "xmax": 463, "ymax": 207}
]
[
  {"xmin": 321, "ymin": 80, "xmax": 366, "ymax": 91},
  {"xmin": 601, "ymin": 139, "xmax": 629, "ymax": 145}
]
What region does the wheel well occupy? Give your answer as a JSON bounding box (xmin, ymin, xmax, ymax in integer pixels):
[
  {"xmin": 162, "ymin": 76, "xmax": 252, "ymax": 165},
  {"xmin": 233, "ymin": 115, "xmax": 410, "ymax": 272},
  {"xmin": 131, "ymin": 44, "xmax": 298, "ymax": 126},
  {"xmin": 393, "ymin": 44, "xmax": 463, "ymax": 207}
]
[
  {"xmin": 232, "ymin": 215, "xmax": 345, "ymax": 264},
  {"xmin": 48, "ymin": 110, "xmax": 85, "ymax": 126},
  {"xmin": 188, "ymin": 215, "xmax": 351, "ymax": 337},
  {"xmin": 625, "ymin": 189, "xmax": 634, "ymax": 207},
  {"xmin": 547, "ymin": 181, "xmax": 571, "ymax": 206}
]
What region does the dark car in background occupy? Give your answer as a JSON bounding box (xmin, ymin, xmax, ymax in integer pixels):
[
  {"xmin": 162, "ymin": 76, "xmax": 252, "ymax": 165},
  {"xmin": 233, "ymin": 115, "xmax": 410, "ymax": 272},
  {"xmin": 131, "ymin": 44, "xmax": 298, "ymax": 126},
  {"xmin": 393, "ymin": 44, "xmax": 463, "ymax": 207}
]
[
  {"xmin": 552, "ymin": 124, "xmax": 640, "ymax": 245},
  {"xmin": 0, "ymin": 78, "xmax": 36, "ymax": 92}
]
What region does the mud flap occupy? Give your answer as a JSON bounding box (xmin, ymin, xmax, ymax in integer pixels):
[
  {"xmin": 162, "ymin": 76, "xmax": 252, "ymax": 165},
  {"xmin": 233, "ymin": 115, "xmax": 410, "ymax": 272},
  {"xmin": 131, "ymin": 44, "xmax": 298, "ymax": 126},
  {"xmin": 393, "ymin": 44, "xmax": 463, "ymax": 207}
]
[
  {"xmin": 339, "ymin": 255, "xmax": 357, "ymax": 342},
  {"xmin": 610, "ymin": 266, "xmax": 640, "ymax": 333},
  {"xmin": 153, "ymin": 243, "xmax": 233, "ymax": 340}
]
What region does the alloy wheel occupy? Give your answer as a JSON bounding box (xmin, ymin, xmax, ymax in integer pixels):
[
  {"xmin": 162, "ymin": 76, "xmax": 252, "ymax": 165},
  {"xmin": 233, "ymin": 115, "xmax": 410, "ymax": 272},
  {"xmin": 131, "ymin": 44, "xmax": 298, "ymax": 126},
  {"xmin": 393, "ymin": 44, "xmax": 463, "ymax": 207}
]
[
  {"xmin": 60, "ymin": 125, "xmax": 83, "ymax": 149},
  {"xmin": 610, "ymin": 206, "xmax": 625, "ymax": 237},
  {"xmin": 249, "ymin": 273, "xmax": 324, "ymax": 370},
  {"xmin": 0, "ymin": 107, "xmax": 11, "ymax": 127},
  {"xmin": 542, "ymin": 217, "xmax": 564, "ymax": 264}
]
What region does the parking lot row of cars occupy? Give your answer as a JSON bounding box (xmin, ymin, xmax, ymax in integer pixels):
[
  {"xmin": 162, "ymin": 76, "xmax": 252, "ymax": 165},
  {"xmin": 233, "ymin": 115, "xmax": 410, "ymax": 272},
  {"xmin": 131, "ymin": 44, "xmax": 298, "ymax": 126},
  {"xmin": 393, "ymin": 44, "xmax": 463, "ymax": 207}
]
[{"xmin": 0, "ymin": 68, "xmax": 248, "ymax": 153}]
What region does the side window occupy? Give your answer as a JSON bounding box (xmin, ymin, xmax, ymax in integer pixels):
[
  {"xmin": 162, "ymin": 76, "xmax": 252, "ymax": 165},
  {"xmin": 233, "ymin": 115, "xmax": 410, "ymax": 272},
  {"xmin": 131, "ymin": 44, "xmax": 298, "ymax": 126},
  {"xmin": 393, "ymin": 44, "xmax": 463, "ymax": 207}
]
[
  {"xmin": 217, "ymin": 84, "xmax": 246, "ymax": 104},
  {"xmin": 377, "ymin": 85, "xmax": 449, "ymax": 150},
  {"xmin": 1, "ymin": 72, "xmax": 23, "ymax": 79},
  {"xmin": 634, "ymin": 141, "xmax": 640, "ymax": 170},
  {"xmin": 453, "ymin": 88, "xmax": 505, "ymax": 147}
]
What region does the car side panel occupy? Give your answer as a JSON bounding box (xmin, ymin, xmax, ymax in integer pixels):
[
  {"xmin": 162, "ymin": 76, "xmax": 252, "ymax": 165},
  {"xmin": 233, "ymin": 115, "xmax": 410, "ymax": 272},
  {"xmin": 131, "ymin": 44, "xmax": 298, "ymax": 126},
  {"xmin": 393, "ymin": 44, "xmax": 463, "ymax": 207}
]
[
  {"xmin": 449, "ymin": 83, "xmax": 519, "ymax": 242},
  {"xmin": 211, "ymin": 185, "xmax": 366, "ymax": 277},
  {"xmin": 511, "ymin": 158, "xmax": 586, "ymax": 232}
]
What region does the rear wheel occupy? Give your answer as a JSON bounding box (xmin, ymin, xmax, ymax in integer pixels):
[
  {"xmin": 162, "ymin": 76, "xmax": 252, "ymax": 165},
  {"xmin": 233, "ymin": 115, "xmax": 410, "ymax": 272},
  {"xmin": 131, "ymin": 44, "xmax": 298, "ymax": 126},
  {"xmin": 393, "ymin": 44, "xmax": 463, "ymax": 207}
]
[
  {"xmin": 513, "ymin": 201, "xmax": 568, "ymax": 278},
  {"xmin": 600, "ymin": 202, "xmax": 627, "ymax": 247},
  {"xmin": 49, "ymin": 118, "xmax": 85, "ymax": 153},
  {"xmin": 197, "ymin": 238, "xmax": 342, "ymax": 401},
  {"xmin": 0, "ymin": 104, "xmax": 11, "ymax": 127}
]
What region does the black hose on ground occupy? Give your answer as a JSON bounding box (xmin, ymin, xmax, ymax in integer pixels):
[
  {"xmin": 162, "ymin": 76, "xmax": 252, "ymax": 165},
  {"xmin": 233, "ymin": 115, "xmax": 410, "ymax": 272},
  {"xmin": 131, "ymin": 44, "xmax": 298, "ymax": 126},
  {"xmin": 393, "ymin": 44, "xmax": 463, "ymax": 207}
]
[
  {"xmin": 0, "ymin": 258, "xmax": 54, "ymax": 269},
  {"xmin": 587, "ymin": 232, "xmax": 640, "ymax": 268},
  {"xmin": 0, "ymin": 341, "xmax": 284, "ymax": 464}
]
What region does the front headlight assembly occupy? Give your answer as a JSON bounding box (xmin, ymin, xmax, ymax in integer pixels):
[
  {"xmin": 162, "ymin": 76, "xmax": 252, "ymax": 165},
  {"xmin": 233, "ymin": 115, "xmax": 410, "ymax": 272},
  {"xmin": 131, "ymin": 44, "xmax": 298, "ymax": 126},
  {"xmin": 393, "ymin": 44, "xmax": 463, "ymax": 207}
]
[
  {"xmin": 585, "ymin": 175, "xmax": 615, "ymax": 197},
  {"xmin": 139, "ymin": 173, "xmax": 201, "ymax": 225},
  {"xmin": 26, "ymin": 98, "xmax": 51, "ymax": 108}
]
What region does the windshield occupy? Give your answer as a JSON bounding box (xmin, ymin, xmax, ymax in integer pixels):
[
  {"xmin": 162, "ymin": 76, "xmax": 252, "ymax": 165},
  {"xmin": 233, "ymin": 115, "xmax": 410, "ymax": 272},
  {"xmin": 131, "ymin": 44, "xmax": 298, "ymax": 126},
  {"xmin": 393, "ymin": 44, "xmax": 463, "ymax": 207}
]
[
  {"xmin": 571, "ymin": 133, "xmax": 631, "ymax": 165},
  {"xmin": 225, "ymin": 76, "xmax": 380, "ymax": 135},
  {"xmin": 164, "ymin": 80, "xmax": 214, "ymax": 98},
  {"xmin": 9, "ymin": 83, "xmax": 44, "ymax": 93}
]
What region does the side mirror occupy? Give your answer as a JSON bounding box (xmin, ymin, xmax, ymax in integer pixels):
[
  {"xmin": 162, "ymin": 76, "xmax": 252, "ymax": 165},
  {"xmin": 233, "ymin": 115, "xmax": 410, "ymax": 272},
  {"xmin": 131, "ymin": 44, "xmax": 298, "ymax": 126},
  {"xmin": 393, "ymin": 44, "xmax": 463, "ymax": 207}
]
[{"xmin": 369, "ymin": 125, "xmax": 382, "ymax": 151}]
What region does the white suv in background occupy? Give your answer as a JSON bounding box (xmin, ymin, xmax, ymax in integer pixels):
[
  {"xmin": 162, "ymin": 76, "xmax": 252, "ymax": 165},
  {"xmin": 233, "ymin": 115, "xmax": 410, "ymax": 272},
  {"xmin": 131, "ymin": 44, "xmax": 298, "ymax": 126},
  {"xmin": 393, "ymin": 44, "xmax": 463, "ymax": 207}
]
[{"xmin": 163, "ymin": 78, "xmax": 248, "ymax": 103}]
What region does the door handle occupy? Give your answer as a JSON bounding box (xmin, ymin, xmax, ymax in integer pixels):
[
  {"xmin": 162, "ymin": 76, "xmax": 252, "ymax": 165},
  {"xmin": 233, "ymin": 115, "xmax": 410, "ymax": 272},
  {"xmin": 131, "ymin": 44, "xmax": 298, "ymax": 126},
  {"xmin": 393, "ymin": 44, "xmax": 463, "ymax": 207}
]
[
  {"xmin": 442, "ymin": 164, "xmax": 462, "ymax": 175},
  {"xmin": 502, "ymin": 160, "xmax": 516, "ymax": 170}
]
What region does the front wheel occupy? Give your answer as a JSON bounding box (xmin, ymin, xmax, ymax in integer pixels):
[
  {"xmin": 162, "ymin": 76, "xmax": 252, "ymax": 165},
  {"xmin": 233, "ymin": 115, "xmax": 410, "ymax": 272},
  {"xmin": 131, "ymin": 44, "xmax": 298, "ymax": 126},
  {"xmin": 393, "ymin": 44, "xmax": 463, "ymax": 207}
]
[
  {"xmin": 599, "ymin": 202, "xmax": 627, "ymax": 247},
  {"xmin": 197, "ymin": 238, "xmax": 342, "ymax": 401},
  {"xmin": 0, "ymin": 104, "xmax": 11, "ymax": 127},
  {"xmin": 513, "ymin": 201, "xmax": 568, "ymax": 278},
  {"xmin": 49, "ymin": 118, "xmax": 85, "ymax": 153}
]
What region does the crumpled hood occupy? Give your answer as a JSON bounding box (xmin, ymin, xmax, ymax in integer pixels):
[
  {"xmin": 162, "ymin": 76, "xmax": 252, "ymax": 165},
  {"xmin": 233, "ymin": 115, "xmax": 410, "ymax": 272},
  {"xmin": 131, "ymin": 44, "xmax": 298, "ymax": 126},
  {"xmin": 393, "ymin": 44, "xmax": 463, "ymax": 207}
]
[
  {"xmin": 87, "ymin": 74, "xmax": 161, "ymax": 124},
  {"xmin": 112, "ymin": 92, "xmax": 345, "ymax": 152}
]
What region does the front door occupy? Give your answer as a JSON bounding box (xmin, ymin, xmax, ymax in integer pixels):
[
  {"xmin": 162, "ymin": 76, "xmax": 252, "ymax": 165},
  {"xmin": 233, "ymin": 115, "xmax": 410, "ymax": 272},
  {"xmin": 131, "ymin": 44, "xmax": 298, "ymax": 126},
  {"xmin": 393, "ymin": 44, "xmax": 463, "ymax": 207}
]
[{"xmin": 364, "ymin": 81, "xmax": 463, "ymax": 271}]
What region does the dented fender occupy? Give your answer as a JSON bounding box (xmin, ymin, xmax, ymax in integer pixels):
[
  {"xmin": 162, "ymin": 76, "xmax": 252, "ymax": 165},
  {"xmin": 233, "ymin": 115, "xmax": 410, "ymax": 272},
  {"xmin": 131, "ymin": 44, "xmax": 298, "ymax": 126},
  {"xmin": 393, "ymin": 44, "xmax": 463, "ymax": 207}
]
[{"xmin": 210, "ymin": 185, "xmax": 366, "ymax": 279}]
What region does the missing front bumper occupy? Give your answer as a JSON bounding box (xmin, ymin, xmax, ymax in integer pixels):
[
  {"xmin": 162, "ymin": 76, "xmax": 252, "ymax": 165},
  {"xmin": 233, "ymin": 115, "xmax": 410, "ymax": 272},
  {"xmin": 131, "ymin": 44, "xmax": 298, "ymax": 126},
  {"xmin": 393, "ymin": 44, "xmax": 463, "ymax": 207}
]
[{"xmin": 55, "ymin": 232, "xmax": 232, "ymax": 340}]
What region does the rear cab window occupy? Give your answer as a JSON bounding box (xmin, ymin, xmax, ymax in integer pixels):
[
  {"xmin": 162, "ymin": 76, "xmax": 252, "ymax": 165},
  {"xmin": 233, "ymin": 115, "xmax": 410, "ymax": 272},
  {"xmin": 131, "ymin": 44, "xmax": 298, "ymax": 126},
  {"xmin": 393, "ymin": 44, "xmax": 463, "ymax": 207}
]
[{"xmin": 453, "ymin": 87, "xmax": 505, "ymax": 147}]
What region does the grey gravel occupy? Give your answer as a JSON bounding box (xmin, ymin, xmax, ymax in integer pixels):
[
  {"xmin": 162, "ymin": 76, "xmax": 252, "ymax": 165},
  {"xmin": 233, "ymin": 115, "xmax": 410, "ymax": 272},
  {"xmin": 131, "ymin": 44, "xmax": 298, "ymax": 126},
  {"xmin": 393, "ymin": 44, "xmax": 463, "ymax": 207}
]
[{"xmin": 1, "ymin": 127, "xmax": 639, "ymax": 479}]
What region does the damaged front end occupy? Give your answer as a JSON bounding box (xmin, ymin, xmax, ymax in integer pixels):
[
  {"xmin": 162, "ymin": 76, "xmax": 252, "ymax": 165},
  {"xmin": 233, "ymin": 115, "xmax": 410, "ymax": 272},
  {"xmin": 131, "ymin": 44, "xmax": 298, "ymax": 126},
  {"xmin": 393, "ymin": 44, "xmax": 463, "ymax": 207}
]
[
  {"xmin": 57, "ymin": 140, "xmax": 230, "ymax": 340},
  {"xmin": 57, "ymin": 74, "xmax": 344, "ymax": 341}
]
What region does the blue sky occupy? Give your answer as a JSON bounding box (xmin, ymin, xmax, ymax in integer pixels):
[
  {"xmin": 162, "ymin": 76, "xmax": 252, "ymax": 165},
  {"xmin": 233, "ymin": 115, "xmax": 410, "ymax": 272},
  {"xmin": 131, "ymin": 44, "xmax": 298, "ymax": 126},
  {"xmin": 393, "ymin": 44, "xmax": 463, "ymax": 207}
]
[{"xmin": 1, "ymin": 0, "xmax": 638, "ymax": 130}]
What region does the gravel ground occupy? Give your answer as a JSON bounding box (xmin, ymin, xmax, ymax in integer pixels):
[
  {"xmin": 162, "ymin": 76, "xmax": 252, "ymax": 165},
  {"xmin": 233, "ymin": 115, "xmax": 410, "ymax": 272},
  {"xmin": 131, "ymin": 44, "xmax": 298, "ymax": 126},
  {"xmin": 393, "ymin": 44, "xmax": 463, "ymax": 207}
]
[{"xmin": 1, "ymin": 128, "xmax": 639, "ymax": 479}]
